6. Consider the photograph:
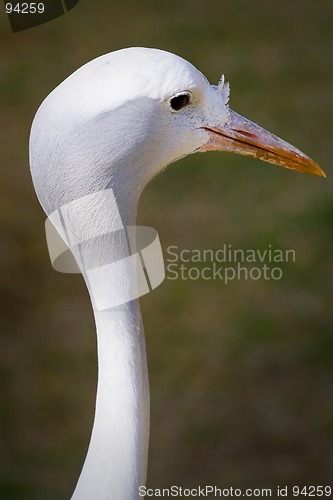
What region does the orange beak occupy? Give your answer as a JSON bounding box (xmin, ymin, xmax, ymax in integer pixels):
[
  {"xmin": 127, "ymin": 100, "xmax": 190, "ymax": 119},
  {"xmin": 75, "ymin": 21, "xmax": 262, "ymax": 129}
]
[{"xmin": 200, "ymin": 109, "xmax": 325, "ymax": 177}]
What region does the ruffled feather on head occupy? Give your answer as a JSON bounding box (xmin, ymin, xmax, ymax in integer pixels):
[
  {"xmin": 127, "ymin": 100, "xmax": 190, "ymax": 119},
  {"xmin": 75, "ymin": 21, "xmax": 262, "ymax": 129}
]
[{"xmin": 216, "ymin": 74, "xmax": 230, "ymax": 105}]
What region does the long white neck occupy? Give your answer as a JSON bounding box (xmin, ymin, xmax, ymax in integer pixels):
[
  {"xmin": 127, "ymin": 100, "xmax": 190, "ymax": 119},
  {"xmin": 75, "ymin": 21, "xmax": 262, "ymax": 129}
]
[{"xmin": 67, "ymin": 190, "xmax": 149, "ymax": 500}]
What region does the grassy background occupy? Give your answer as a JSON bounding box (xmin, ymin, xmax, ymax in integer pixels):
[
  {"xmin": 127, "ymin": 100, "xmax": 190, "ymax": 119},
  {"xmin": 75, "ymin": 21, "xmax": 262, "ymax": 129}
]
[{"xmin": 0, "ymin": 0, "xmax": 332, "ymax": 497}]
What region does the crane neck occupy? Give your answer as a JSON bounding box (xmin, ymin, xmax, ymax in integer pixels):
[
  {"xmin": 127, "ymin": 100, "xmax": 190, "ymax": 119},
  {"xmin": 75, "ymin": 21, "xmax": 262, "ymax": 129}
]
[{"xmin": 69, "ymin": 192, "xmax": 150, "ymax": 500}]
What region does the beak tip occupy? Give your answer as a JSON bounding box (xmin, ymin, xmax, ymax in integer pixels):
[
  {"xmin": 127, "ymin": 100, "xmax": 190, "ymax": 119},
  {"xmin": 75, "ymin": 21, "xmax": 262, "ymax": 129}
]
[{"xmin": 311, "ymin": 164, "xmax": 326, "ymax": 178}]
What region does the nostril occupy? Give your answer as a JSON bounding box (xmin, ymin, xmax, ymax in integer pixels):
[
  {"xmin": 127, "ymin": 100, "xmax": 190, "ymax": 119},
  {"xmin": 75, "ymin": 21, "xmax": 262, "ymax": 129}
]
[{"xmin": 232, "ymin": 129, "xmax": 256, "ymax": 139}]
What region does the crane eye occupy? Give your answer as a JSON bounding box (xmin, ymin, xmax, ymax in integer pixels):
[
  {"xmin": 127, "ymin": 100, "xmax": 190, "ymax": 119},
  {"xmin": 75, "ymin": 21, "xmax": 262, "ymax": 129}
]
[{"xmin": 169, "ymin": 93, "xmax": 191, "ymax": 111}]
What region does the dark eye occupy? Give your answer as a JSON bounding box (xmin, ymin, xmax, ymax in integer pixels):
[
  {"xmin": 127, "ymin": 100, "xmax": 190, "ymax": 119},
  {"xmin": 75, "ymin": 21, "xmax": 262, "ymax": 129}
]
[{"xmin": 169, "ymin": 93, "xmax": 190, "ymax": 111}]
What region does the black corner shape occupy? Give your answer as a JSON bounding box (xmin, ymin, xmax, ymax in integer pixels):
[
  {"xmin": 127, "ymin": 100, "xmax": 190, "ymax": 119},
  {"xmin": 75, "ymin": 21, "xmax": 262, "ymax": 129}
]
[
  {"xmin": 4, "ymin": 0, "xmax": 81, "ymax": 33},
  {"xmin": 64, "ymin": 0, "xmax": 80, "ymax": 10}
]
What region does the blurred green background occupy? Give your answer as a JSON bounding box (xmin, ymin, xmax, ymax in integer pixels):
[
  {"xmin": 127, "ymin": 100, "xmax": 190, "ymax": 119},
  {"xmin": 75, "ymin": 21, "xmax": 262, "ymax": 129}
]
[{"xmin": 0, "ymin": 0, "xmax": 332, "ymax": 498}]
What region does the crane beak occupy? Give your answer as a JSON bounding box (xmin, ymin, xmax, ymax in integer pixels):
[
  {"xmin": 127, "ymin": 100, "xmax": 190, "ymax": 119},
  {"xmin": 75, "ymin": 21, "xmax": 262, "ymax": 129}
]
[{"xmin": 200, "ymin": 109, "xmax": 325, "ymax": 177}]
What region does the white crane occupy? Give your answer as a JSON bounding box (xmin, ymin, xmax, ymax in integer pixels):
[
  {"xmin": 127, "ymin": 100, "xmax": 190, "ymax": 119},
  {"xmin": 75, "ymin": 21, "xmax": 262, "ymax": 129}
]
[{"xmin": 29, "ymin": 47, "xmax": 324, "ymax": 500}]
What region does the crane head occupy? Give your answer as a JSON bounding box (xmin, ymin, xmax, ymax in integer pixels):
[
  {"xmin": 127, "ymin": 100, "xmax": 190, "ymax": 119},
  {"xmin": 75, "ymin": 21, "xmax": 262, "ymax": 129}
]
[{"xmin": 30, "ymin": 47, "xmax": 325, "ymax": 219}]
